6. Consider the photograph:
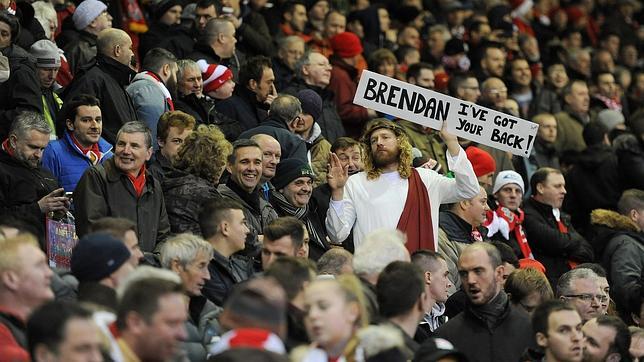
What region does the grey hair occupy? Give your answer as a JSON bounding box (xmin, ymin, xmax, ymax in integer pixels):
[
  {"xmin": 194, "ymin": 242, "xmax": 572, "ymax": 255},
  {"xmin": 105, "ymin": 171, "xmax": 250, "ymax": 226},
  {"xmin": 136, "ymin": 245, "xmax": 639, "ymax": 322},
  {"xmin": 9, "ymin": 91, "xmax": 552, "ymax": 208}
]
[
  {"xmin": 10, "ymin": 111, "xmax": 52, "ymax": 139},
  {"xmin": 278, "ymin": 35, "xmax": 305, "ymax": 52},
  {"xmin": 116, "ymin": 266, "xmax": 181, "ymax": 299},
  {"xmin": 269, "ymin": 94, "xmax": 302, "ymax": 125},
  {"xmin": 294, "ymin": 50, "xmax": 312, "ymax": 78},
  {"xmin": 353, "ymin": 229, "xmax": 409, "ymax": 277},
  {"xmin": 159, "ymin": 233, "xmax": 213, "ymax": 269},
  {"xmin": 177, "ymin": 59, "xmax": 200, "ymax": 84},
  {"xmin": 116, "ymin": 121, "xmax": 153, "ymax": 149},
  {"xmin": 556, "ymin": 268, "xmax": 599, "ymax": 297},
  {"xmin": 317, "ymin": 248, "xmax": 353, "ymax": 276},
  {"xmin": 31, "ymin": 1, "xmax": 56, "ymax": 40},
  {"xmin": 428, "ymin": 24, "xmax": 451, "ymax": 41}
]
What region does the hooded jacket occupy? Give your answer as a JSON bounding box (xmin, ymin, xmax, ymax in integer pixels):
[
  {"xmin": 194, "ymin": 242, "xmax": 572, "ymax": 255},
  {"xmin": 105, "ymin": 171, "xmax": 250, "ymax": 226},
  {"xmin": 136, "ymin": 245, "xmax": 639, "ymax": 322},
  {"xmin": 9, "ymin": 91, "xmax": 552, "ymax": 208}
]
[
  {"xmin": 62, "ymin": 54, "xmax": 138, "ymax": 144},
  {"xmin": 590, "ymin": 209, "xmax": 644, "ymax": 312}
]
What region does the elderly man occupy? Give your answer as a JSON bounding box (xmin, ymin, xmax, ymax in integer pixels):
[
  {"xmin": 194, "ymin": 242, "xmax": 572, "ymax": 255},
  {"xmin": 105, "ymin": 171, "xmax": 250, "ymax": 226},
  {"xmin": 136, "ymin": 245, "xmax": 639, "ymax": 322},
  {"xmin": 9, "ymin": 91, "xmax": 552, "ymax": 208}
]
[
  {"xmin": 0, "ymin": 112, "xmax": 67, "ymax": 239},
  {"xmin": 435, "ymin": 243, "xmax": 533, "ymax": 362},
  {"xmin": 284, "ymin": 51, "xmax": 345, "ymax": 143},
  {"xmin": 0, "ymin": 234, "xmax": 54, "ymax": 359},
  {"xmin": 74, "ymin": 121, "xmax": 170, "ymax": 252},
  {"xmin": 29, "ymin": 40, "xmax": 63, "ymax": 134},
  {"xmin": 554, "ymin": 80, "xmax": 592, "ymax": 153},
  {"xmin": 41, "ymin": 95, "xmax": 113, "ymax": 192},
  {"xmin": 63, "ymin": 28, "xmax": 138, "ymax": 144},
  {"xmin": 270, "ymin": 158, "xmax": 330, "ymax": 260},
  {"xmin": 524, "ymin": 168, "xmax": 593, "ymax": 286},
  {"xmin": 327, "ymin": 119, "xmax": 479, "ymax": 252},
  {"xmin": 273, "ymin": 36, "xmax": 305, "ymax": 91},
  {"xmin": 557, "ymin": 268, "xmax": 604, "ymax": 323}
]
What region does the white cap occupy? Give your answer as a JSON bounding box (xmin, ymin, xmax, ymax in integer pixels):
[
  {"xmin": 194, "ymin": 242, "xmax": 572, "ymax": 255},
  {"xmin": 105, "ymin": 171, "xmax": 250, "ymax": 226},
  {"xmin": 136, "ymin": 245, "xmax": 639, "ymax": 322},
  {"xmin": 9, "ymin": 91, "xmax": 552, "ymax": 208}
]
[{"xmin": 493, "ymin": 170, "xmax": 525, "ymax": 195}]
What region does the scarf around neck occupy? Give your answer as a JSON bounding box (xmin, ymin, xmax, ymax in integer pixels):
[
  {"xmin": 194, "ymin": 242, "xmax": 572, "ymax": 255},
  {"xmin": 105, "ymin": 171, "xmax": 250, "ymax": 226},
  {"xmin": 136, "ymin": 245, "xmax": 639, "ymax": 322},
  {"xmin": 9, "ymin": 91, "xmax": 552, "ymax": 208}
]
[{"xmin": 271, "ymin": 190, "xmax": 325, "ymax": 249}]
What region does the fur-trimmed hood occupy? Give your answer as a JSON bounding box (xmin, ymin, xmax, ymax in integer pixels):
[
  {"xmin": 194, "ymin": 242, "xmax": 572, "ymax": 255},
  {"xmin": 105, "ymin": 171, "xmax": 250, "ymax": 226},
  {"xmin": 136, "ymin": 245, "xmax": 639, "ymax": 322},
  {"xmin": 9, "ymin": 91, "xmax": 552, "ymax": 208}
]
[{"xmin": 590, "ymin": 209, "xmax": 639, "ymax": 232}]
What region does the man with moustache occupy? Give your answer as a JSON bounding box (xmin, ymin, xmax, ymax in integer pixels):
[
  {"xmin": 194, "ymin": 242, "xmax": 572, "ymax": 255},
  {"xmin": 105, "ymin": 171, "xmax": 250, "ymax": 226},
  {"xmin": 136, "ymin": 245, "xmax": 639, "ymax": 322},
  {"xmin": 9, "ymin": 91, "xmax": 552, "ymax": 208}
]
[
  {"xmin": 127, "ymin": 48, "xmax": 179, "ymax": 144},
  {"xmin": 435, "ymin": 242, "xmax": 534, "ymax": 362},
  {"xmin": 63, "ymin": 28, "xmax": 139, "ymax": 144},
  {"xmin": 42, "ymin": 95, "xmax": 113, "ymax": 192},
  {"xmin": 523, "ymin": 168, "xmax": 593, "ymax": 287},
  {"xmin": 270, "ymin": 158, "xmax": 330, "ymax": 260},
  {"xmin": 326, "ymin": 119, "xmax": 479, "ymax": 252},
  {"xmin": 74, "ymin": 121, "xmax": 170, "ymax": 253}
]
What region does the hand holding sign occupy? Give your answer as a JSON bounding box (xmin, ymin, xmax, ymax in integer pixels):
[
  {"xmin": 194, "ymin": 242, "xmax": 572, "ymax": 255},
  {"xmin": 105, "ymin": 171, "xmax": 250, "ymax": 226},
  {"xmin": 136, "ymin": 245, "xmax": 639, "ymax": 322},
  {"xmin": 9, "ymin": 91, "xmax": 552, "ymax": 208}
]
[{"xmin": 353, "ymin": 71, "xmax": 539, "ymax": 157}]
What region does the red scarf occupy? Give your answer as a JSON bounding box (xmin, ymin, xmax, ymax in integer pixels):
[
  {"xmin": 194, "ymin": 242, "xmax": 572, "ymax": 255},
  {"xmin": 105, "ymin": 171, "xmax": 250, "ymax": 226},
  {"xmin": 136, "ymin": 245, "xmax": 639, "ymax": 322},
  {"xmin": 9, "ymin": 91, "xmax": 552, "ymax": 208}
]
[
  {"xmin": 553, "ymin": 208, "xmax": 578, "ymax": 268},
  {"xmin": 126, "ymin": 164, "xmax": 147, "ymax": 198},
  {"xmin": 471, "ymin": 228, "xmax": 483, "ymax": 242},
  {"xmin": 495, "ymin": 205, "xmax": 534, "ymax": 259},
  {"xmin": 70, "ymin": 133, "xmax": 102, "ymax": 165},
  {"xmin": 2, "ymin": 139, "xmax": 14, "ymax": 157},
  {"xmin": 397, "ymin": 169, "xmax": 434, "ymax": 252},
  {"xmin": 144, "ymin": 71, "xmax": 174, "ymax": 111}
]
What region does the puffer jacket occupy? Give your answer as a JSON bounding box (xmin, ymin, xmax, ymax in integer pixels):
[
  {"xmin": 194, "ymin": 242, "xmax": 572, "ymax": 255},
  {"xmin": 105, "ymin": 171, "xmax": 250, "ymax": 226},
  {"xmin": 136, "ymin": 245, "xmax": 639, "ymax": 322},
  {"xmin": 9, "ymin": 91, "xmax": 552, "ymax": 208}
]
[
  {"xmin": 162, "ymin": 169, "xmax": 221, "ymax": 235},
  {"xmin": 590, "ymin": 209, "xmax": 644, "ymax": 313},
  {"xmin": 203, "ymin": 250, "xmax": 255, "ymax": 306},
  {"xmin": 184, "ymin": 296, "xmax": 223, "ymax": 360},
  {"xmin": 41, "ymin": 131, "xmax": 113, "ymax": 192}
]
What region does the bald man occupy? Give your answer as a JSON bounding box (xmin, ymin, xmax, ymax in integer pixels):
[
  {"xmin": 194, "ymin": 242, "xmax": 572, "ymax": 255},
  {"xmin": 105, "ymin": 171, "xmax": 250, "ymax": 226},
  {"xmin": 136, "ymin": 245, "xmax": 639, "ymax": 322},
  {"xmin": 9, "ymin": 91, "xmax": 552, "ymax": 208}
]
[
  {"xmin": 63, "ymin": 28, "xmax": 138, "ymax": 144},
  {"xmin": 480, "ymin": 77, "xmax": 509, "ymax": 112},
  {"xmin": 251, "ymin": 134, "xmax": 282, "ymax": 201}
]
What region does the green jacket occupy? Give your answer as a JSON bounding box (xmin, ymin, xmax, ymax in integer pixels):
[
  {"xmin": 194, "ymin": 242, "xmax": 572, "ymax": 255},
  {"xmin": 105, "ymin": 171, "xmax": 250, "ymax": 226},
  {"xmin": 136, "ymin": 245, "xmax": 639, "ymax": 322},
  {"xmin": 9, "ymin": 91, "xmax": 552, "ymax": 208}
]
[{"xmin": 554, "ymin": 110, "xmax": 589, "ymax": 153}]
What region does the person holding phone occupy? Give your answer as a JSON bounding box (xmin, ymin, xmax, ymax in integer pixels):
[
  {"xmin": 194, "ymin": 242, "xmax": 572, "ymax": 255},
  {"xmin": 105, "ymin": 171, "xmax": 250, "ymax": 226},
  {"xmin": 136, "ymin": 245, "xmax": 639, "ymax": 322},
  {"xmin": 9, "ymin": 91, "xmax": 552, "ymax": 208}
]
[{"xmin": 0, "ymin": 112, "xmax": 70, "ymax": 240}]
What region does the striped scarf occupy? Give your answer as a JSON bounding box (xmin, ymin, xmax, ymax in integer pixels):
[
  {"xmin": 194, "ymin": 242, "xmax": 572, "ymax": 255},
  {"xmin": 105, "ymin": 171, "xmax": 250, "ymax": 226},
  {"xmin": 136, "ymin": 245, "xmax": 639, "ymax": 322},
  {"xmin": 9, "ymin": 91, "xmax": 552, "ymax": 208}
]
[{"xmin": 270, "ymin": 191, "xmax": 325, "ymax": 249}]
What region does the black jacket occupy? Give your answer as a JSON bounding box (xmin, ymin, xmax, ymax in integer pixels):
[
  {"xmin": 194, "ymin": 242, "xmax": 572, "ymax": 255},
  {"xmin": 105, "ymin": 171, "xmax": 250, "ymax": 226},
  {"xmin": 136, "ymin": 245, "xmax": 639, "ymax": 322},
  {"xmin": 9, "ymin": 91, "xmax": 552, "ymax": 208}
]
[
  {"xmin": 238, "ymin": 116, "xmax": 308, "ymax": 162},
  {"xmin": 0, "ymin": 45, "xmax": 42, "ymax": 140},
  {"xmin": 563, "ymin": 144, "xmax": 621, "ymax": 236},
  {"xmin": 312, "ymin": 183, "xmax": 354, "ymax": 252},
  {"xmin": 216, "ymin": 85, "xmax": 269, "ymax": 132},
  {"xmin": 73, "ymin": 158, "xmax": 170, "ymax": 252},
  {"xmin": 283, "ymin": 79, "xmax": 346, "ymax": 144},
  {"xmin": 513, "ymin": 139, "xmax": 560, "ymax": 195},
  {"xmin": 0, "ymin": 149, "xmax": 59, "ymax": 240},
  {"xmin": 523, "ymin": 197, "xmax": 594, "ymax": 287},
  {"xmin": 61, "ymin": 30, "xmax": 97, "ymax": 75},
  {"xmin": 175, "ymin": 93, "xmax": 242, "ymax": 141},
  {"xmin": 188, "ymin": 43, "xmax": 242, "ymax": 81},
  {"xmin": 236, "ymin": 8, "xmax": 273, "ymax": 57},
  {"xmin": 435, "ymin": 295, "xmax": 534, "ymax": 362},
  {"xmin": 162, "ymin": 169, "xmax": 221, "ymax": 236},
  {"xmin": 203, "ymin": 250, "xmax": 255, "ymax": 306},
  {"xmin": 62, "ymin": 54, "xmax": 138, "ymax": 144},
  {"xmin": 139, "ymin": 22, "xmax": 194, "ymax": 61}
]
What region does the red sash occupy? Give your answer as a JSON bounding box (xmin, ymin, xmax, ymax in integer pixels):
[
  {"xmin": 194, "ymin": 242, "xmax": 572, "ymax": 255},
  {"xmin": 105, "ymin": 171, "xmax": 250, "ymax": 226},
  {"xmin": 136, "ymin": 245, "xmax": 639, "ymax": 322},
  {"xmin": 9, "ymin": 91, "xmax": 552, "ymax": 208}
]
[{"xmin": 397, "ymin": 169, "xmax": 434, "ymax": 252}]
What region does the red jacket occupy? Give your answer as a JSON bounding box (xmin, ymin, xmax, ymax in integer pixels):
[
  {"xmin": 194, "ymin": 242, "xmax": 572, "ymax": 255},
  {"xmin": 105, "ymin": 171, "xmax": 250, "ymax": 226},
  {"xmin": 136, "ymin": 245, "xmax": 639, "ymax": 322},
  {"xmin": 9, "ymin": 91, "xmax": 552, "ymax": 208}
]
[{"xmin": 328, "ymin": 56, "xmax": 369, "ymax": 138}]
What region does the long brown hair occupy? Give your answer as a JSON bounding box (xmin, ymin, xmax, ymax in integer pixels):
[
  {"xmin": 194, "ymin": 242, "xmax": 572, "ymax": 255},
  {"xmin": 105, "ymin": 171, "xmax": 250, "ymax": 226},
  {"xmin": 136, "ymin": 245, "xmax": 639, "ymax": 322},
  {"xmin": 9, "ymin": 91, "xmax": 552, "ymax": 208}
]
[{"xmin": 361, "ymin": 119, "xmax": 413, "ymax": 180}]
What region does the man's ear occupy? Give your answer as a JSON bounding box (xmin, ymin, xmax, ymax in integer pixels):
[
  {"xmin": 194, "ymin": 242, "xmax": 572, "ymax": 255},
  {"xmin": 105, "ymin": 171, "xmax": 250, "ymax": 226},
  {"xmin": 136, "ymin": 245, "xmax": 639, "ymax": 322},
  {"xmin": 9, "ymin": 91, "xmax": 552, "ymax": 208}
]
[
  {"xmin": 536, "ymin": 332, "xmax": 548, "ymax": 348},
  {"xmin": 220, "ymin": 221, "xmax": 229, "ymax": 237},
  {"xmin": 8, "ymin": 134, "xmax": 17, "ymax": 149},
  {"xmin": 424, "ymin": 271, "xmax": 432, "ymax": 285},
  {"xmin": 157, "ymin": 137, "xmax": 165, "ymax": 149},
  {"xmin": 170, "ymin": 259, "xmax": 182, "ymax": 274},
  {"xmin": 66, "ymin": 119, "xmax": 75, "ymax": 132},
  {"xmin": 535, "ymin": 183, "xmax": 545, "ymax": 195},
  {"xmin": 0, "ymin": 270, "xmax": 19, "ymax": 292},
  {"xmin": 34, "ymin": 345, "xmax": 55, "ymax": 362},
  {"xmin": 162, "ymin": 63, "xmax": 171, "ymax": 78},
  {"xmin": 494, "ymin": 264, "xmax": 505, "ymax": 284},
  {"xmin": 248, "ymin": 79, "xmax": 258, "ymax": 91},
  {"xmin": 145, "ymin": 147, "xmax": 153, "ymax": 162}
]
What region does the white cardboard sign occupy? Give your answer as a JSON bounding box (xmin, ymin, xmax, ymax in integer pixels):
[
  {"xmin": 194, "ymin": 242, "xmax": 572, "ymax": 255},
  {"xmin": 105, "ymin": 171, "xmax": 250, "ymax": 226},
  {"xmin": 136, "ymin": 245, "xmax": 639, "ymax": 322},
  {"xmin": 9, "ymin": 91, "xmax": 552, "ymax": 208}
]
[{"xmin": 353, "ymin": 70, "xmax": 539, "ymax": 157}]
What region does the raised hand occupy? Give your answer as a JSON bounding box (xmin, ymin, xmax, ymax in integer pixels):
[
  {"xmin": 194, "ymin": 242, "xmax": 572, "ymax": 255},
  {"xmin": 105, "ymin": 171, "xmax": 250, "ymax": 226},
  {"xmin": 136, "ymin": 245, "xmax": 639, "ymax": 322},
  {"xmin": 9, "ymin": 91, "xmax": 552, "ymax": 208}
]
[{"xmin": 327, "ymin": 153, "xmax": 349, "ymax": 200}]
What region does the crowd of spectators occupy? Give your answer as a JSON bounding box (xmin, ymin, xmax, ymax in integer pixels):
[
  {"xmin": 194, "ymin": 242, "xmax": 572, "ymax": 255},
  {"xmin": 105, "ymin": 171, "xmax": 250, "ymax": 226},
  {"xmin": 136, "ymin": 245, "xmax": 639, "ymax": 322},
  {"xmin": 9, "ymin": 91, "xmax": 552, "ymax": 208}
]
[{"xmin": 0, "ymin": 0, "xmax": 643, "ymax": 360}]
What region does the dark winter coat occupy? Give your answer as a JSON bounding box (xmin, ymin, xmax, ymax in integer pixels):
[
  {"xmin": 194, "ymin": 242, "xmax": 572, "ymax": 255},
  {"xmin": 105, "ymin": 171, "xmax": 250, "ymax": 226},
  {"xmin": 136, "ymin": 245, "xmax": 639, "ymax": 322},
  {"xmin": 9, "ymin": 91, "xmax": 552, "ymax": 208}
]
[
  {"xmin": 162, "ymin": 169, "xmax": 221, "ymax": 235},
  {"xmin": 614, "ymin": 133, "xmax": 644, "ymax": 190},
  {"xmin": 238, "ymin": 116, "xmax": 308, "ymax": 162},
  {"xmin": 61, "ymin": 30, "xmax": 97, "ymax": 75},
  {"xmin": 73, "ymin": 158, "xmax": 170, "ymax": 252},
  {"xmin": 589, "ymin": 209, "xmax": 644, "ymax": 314},
  {"xmin": 203, "ymin": 250, "xmax": 255, "ymax": 306},
  {"xmin": 188, "ymin": 43, "xmax": 242, "ymax": 81},
  {"xmin": 139, "ymin": 22, "xmax": 194, "ymax": 61},
  {"xmin": 0, "ymin": 45, "xmax": 42, "ymax": 141},
  {"xmin": 283, "ymin": 79, "xmax": 346, "ymax": 144},
  {"xmin": 0, "ymin": 149, "xmax": 59, "ymax": 240},
  {"xmin": 435, "ymin": 296, "xmax": 534, "ymax": 362},
  {"xmin": 185, "ymin": 296, "xmax": 223, "ymax": 361},
  {"xmin": 62, "ymin": 54, "xmax": 138, "ymax": 144},
  {"xmin": 563, "ymin": 144, "xmax": 621, "ymax": 236},
  {"xmin": 513, "ymin": 139, "xmax": 560, "ymax": 196},
  {"xmin": 174, "ymin": 93, "xmax": 242, "ymax": 141},
  {"xmin": 523, "ymin": 197, "xmax": 594, "ymax": 287},
  {"xmin": 312, "ymin": 183, "xmax": 354, "ymax": 252},
  {"xmin": 328, "ymin": 55, "xmax": 369, "ymax": 138},
  {"xmin": 236, "ymin": 8, "xmax": 273, "ymax": 57},
  {"xmin": 216, "ymin": 85, "xmax": 270, "ymax": 132}
]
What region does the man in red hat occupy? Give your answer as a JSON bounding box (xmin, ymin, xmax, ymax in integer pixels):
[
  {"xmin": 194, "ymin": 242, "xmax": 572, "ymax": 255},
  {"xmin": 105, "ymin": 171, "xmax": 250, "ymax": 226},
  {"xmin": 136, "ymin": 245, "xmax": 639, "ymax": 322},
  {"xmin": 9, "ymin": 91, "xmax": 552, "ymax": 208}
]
[{"xmin": 327, "ymin": 31, "xmax": 376, "ymax": 138}]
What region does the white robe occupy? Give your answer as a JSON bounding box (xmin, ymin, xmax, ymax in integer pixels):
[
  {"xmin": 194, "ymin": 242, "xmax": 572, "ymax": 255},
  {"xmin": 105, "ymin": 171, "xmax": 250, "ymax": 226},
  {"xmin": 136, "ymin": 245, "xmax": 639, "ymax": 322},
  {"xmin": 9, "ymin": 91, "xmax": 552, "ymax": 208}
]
[{"xmin": 325, "ymin": 147, "xmax": 479, "ymax": 249}]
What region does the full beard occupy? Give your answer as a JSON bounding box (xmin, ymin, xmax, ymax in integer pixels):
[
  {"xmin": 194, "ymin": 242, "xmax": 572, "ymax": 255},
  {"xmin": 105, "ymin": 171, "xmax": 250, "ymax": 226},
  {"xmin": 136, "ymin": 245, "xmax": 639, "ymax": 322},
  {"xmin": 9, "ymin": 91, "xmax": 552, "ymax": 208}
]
[{"xmin": 373, "ymin": 149, "xmax": 399, "ymax": 168}]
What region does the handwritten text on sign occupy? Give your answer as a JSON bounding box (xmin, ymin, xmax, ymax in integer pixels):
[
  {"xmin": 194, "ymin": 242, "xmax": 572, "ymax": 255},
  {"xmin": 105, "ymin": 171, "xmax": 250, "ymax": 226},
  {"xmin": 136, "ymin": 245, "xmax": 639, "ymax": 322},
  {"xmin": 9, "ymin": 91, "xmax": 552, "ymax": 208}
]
[{"xmin": 353, "ymin": 70, "xmax": 539, "ymax": 157}]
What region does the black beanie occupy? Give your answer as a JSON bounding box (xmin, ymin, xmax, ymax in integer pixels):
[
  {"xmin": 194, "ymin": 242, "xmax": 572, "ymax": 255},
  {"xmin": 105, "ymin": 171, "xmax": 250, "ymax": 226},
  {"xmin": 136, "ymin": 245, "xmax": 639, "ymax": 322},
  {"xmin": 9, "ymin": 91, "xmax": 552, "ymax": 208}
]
[
  {"xmin": 71, "ymin": 233, "xmax": 131, "ymax": 283},
  {"xmin": 272, "ymin": 158, "xmax": 316, "ymax": 190}
]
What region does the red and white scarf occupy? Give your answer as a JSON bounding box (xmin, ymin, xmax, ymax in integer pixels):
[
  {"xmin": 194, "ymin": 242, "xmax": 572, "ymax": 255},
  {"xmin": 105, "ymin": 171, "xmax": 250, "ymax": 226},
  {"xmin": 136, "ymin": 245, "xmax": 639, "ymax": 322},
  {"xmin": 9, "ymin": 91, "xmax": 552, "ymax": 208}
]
[
  {"xmin": 70, "ymin": 133, "xmax": 102, "ymax": 165},
  {"xmin": 496, "ymin": 205, "xmax": 533, "ymax": 259},
  {"xmin": 144, "ymin": 71, "xmax": 174, "ymax": 111}
]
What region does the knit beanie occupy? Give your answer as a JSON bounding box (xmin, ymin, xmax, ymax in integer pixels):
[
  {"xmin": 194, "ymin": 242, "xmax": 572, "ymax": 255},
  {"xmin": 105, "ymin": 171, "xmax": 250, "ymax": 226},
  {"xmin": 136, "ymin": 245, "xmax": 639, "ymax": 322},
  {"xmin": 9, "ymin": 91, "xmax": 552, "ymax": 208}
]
[
  {"xmin": 197, "ymin": 59, "xmax": 233, "ymax": 94},
  {"xmin": 492, "ymin": 170, "xmax": 525, "ymax": 194},
  {"xmin": 272, "ymin": 158, "xmax": 316, "ymax": 190},
  {"xmin": 596, "ymin": 109, "xmax": 625, "ymax": 132},
  {"xmin": 329, "ymin": 32, "xmax": 363, "ymax": 58},
  {"xmin": 296, "ymin": 89, "xmax": 322, "ymax": 121},
  {"xmin": 151, "ymin": 0, "xmax": 182, "ymax": 20},
  {"xmin": 30, "ymin": 40, "xmax": 61, "ymax": 68},
  {"xmin": 73, "ymin": 0, "xmax": 108, "ymax": 30},
  {"xmin": 465, "ymin": 146, "xmax": 496, "ymax": 177},
  {"xmin": 71, "ymin": 233, "xmax": 131, "ymax": 283}
]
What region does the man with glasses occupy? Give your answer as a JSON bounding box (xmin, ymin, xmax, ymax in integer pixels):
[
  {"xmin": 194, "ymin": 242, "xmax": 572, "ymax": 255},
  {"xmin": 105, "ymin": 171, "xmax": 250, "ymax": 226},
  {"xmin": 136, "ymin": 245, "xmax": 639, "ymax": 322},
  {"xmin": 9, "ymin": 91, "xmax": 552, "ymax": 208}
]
[{"xmin": 557, "ymin": 268, "xmax": 604, "ymax": 323}]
